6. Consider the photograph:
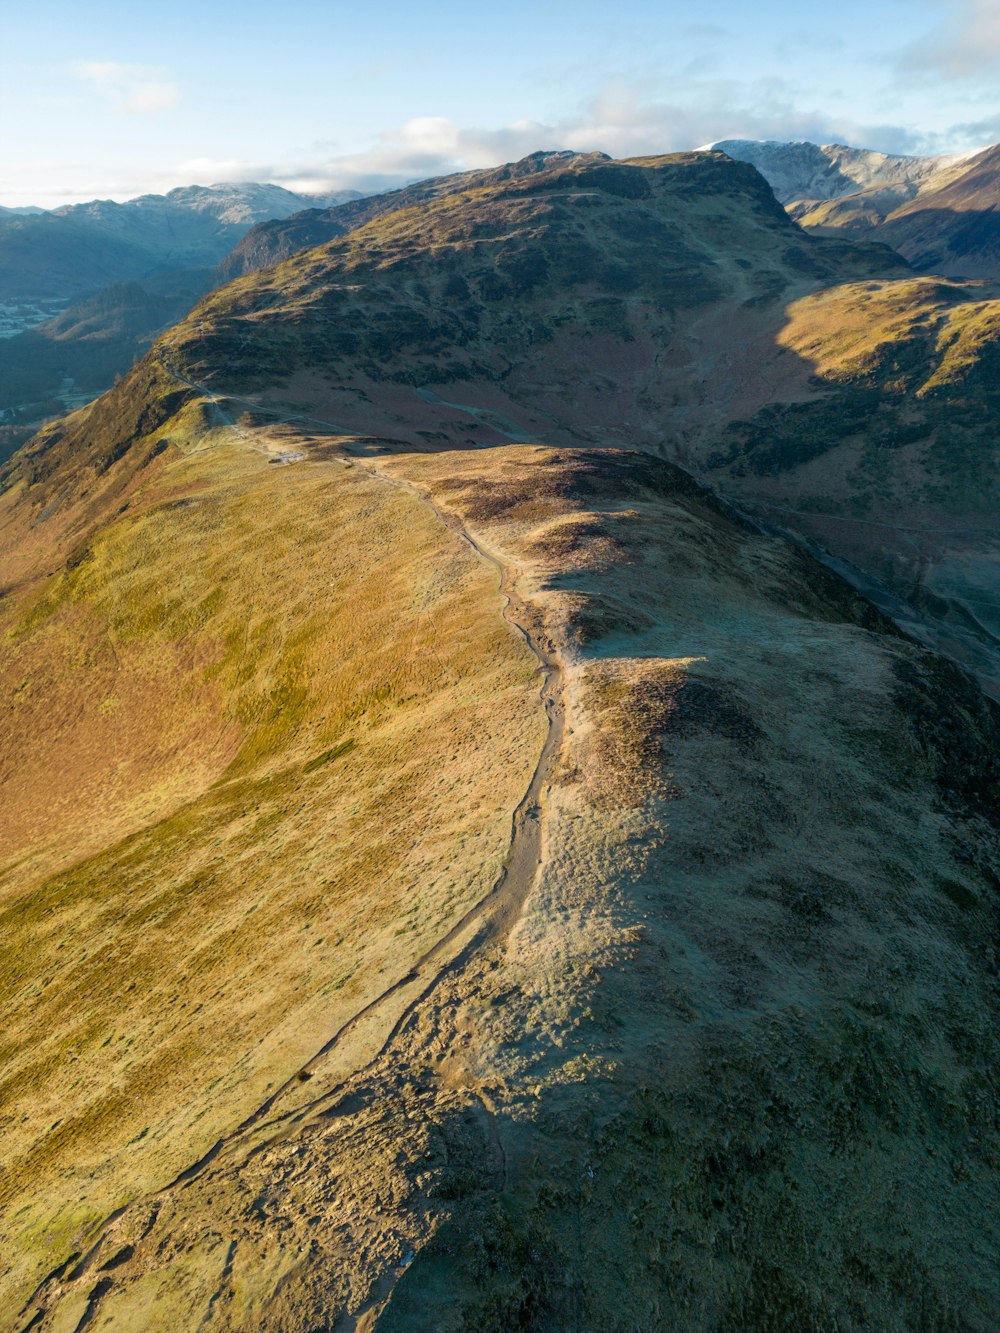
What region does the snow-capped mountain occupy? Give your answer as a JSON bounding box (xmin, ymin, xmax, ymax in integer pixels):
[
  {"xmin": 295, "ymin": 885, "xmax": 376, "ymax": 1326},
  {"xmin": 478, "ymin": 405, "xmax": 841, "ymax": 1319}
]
[{"xmin": 706, "ymin": 139, "xmax": 954, "ymax": 206}]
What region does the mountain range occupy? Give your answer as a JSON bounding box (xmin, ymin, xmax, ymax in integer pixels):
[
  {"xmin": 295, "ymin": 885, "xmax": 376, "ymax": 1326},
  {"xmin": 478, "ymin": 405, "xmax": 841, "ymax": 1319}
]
[
  {"xmin": 707, "ymin": 138, "xmax": 955, "ymax": 206},
  {"xmin": 2, "ymin": 148, "xmax": 998, "ymax": 1330},
  {"xmin": 8, "ymin": 134, "xmax": 1000, "ymax": 451},
  {"xmin": 716, "ymin": 138, "xmax": 1000, "ymax": 280},
  {"xmin": 0, "ymin": 181, "xmax": 363, "ymax": 456},
  {"xmin": 0, "ymin": 181, "xmax": 360, "ymax": 303}
]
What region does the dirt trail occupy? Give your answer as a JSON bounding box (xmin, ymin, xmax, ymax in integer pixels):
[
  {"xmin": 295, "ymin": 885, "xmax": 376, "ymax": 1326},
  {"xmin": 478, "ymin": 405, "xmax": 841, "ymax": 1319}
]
[{"xmin": 16, "ymin": 371, "xmax": 565, "ymax": 1333}]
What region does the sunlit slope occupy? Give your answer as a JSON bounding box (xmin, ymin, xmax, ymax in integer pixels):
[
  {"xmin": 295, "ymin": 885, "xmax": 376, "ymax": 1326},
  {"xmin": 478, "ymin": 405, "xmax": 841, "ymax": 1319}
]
[
  {"xmin": 217, "ymin": 150, "xmax": 595, "ymax": 281},
  {"xmin": 20, "ymin": 442, "xmax": 1000, "ymax": 1332},
  {"xmin": 709, "ymin": 275, "xmax": 1000, "ymax": 693},
  {"xmin": 0, "ymin": 395, "xmax": 543, "ymax": 1312},
  {"xmin": 775, "ymin": 276, "xmax": 1000, "ymax": 388}
]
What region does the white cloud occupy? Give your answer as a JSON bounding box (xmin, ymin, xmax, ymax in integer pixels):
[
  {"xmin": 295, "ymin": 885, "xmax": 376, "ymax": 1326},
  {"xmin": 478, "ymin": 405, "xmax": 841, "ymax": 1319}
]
[
  {"xmin": 78, "ymin": 62, "xmax": 180, "ymax": 114},
  {"xmin": 173, "ymin": 156, "xmax": 272, "ymax": 183},
  {"xmin": 257, "ymin": 84, "xmax": 923, "ymax": 199},
  {"xmin": 401, "ymin": 117, "xmax": 461, "ymax": 155},
  {"xmin": 904, "ymin": 0, "xmax": 1000, "ymax": 76}
]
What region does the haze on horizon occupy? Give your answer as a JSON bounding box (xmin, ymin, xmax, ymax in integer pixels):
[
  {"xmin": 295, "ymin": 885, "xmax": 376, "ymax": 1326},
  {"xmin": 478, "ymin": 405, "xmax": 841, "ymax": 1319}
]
[{"xmin": 3, "ymin": 0, "xmax": 1000, "ymax": 208}]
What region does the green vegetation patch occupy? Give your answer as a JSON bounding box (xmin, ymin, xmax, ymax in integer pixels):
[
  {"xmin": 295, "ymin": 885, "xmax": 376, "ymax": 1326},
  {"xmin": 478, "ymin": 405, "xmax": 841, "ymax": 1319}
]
[{"xmin": 303, "ymin": 737, "xmax": 356, "ymax": 774}]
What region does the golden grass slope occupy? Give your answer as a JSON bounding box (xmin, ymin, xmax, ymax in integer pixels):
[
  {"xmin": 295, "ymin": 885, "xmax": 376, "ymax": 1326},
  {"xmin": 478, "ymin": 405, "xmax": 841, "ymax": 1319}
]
[
  {"xmin": 19, "ymin": 439, "xmax": 1000, "ymax": 1332},
  {"xmin": 0, "ymin": 406, "xmax": 544, "ymax": 1314},
  {"xmin": 776, "ymin": 275, "xmax": 1000, "ymax": 391}
]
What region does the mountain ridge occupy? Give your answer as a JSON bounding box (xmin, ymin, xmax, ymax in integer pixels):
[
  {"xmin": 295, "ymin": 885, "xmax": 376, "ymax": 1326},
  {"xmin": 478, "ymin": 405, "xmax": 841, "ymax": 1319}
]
[
  {"xmin": 706, "ymin": 138, "xmax": 956, "ymax": 205},
  {"xmin": 2, "ymin": 146, "xmax": 999, "ymax": 1331},
  {"xmin": 217, "ymin": 150, "xmax": 603, "ymax": 280},
  {"xmin": 715, "ymin": 137, "xmax": 1000, "ymax": 282},
  {"xmin": 0, "ymin": 180, "xmax": 363, "ymax": 305}
]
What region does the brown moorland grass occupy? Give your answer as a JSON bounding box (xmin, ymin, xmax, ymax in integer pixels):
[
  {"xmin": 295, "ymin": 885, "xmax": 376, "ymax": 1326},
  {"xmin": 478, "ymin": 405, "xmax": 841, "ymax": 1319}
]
[
  {"xmin": 0, "ymin": 420, "xmax": 543, "ymax": 1309},
  {"xmin": 11, "ymin": 441, "xmax": 1000, "ymax": 1331}
]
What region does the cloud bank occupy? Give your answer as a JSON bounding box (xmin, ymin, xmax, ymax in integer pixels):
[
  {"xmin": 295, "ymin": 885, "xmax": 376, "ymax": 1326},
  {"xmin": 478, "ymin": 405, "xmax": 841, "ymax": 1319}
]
[
  {"xmin": 10, "ymin": 65, "xmax": 995, "ymax": 209},
  {"xmin": 169, "ymin": 84, "xmax": 930, "ymax": 203}
]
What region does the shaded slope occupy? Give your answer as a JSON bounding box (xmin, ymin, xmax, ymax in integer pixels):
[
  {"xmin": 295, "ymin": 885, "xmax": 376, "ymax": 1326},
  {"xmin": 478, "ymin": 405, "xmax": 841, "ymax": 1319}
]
[
  {"xmin": 877, "ymin": 142, "xmax": 1000, "ymax": 279},
  {"xmin": 706, "ymin": 274, "xmax": 1000, "ymax": 695},
  {"xmin": 0, "ymin": 272, "xmax": 213, "ymax": 436},
  {"xmin": 716, "ymin": 138, "xmax": 1000, "ymax": 283},
  {"xmin": 0, "ymin": 212, "xmax": 157, "ymax": 302}
]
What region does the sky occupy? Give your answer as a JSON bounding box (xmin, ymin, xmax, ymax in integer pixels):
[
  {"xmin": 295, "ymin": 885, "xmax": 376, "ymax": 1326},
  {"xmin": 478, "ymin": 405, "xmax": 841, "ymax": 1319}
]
[{"xmin": 3, "ymin": 0, "xmax": 1000, "ymax": 207}]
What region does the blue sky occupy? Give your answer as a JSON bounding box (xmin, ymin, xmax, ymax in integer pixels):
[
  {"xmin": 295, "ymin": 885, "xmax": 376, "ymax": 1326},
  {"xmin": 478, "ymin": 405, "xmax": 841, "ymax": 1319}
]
[{"xmin": 3, "ymin": 0, "xmax": 1000, "ymax": 206}]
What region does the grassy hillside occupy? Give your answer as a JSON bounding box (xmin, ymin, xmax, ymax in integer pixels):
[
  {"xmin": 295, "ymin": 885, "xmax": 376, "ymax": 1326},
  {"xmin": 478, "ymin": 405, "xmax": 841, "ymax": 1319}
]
[
  {"xmin": 159, "ymin": 150, "xmax": 999, "ymax": 695},
  {"xmin": 13, "ymin": 434, "xmax": 1000, "ymax": 1330},
  {"xmin": 3, "ymin": 149, "xmax": 1000, "ymax": 1329},
  {"xmin": 0, "ymin": 391, "xmax": 543, "ymax": 1315}
]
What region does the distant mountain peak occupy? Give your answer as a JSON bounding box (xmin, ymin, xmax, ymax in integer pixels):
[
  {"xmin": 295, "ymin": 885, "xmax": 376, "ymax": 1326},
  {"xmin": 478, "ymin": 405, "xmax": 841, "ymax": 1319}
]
[
  {"xmin": 709, "ymin": 136, "xmax": 1000, "ymax": 282},
  {"xmin": 705, "ymin": 138, "xmax": 954, "ymax": 205}
]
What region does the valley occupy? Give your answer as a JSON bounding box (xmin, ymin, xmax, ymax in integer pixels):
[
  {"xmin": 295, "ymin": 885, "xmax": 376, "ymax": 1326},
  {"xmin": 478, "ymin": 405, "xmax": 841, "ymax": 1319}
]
[{"xmin": 0, "ymin": 300, "xmax": 68, "ymax": 341}]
